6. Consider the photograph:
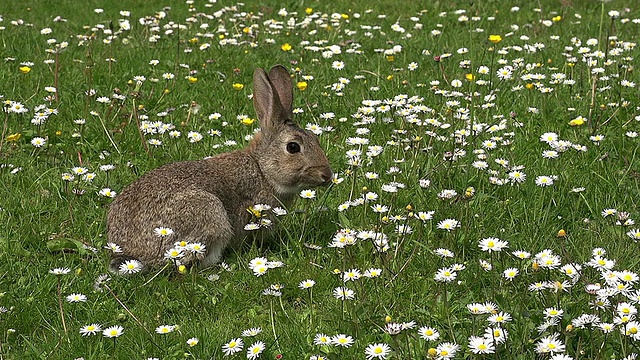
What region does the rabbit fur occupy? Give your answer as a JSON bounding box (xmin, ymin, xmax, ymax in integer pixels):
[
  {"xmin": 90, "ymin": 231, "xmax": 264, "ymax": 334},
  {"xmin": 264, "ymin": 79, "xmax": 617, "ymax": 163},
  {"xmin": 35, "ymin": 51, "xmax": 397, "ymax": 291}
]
[{"xmin": 107, "ymin": 65, "xmax": 332, "ymax": 272}]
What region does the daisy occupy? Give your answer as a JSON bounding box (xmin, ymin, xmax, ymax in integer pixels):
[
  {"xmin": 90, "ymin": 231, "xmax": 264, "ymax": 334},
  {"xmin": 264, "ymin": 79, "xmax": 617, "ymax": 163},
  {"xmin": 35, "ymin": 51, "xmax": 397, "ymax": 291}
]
[
  {"xmin": 49, "ymin": 267, "xmax": 71, "ymax": 275},
  {"xmin": 314, "ymin": 333, "xmax": 331, "ymax": 345},
  {"xmin": 164, "ymin": 247, "xmax": 184, "ymax": 260},
  {"xmin": 485, "ymin": 326, "xmax": 508, "ymax": 344},
  {"xmin": 331, "ymin": 334, "xmax": 354, "ymax": 347},
  {"xmin": 187, "ymin": 337, "xmax": 199, "ymax": 346},
  {"xmin": 30, "ymin": 137, "xmax": 47, "ymax": 147},
  {"xmin": 99, "ymin": 188, "xmax": 117, "ymax": 198},
  {"xmin": 503, "ymin": 268, "xmax": 519, "ymax": 280},
  {"xmin": 333, "ymin": 287, "xmax": 355, "ymax": 300},
  {"xmin": 535, "ymin": 334, "xmax": 566, "ymax": 353},
  {"xmin": 300, "ymin": 189, "xmax": 316, "ymax": 199},
  {"xmin": 343, "ymin": 269, "xmax": 361, "ymax": 282},
  {"xmin": 154, "ymin": 227, "xmax": 174, "ymax": 237},
  {"xmin": 332, "ymin": 61, "xmax": 345, "ymax": 70},
  {"xmin": 435, "ymin": 342, "xmax": 460, "ymax": 359},
  {"xmin": 478, "ymin": 237, "xmax": 508, "ymax": 252},
  {"xmin": 363, "ymin": 268, "xmax": 382, "ymax": 278},
  {"xmin": 66, "ymin": 293, "xmax": 87, "ymax": 303},
  {"xmin": 246, "ymin": 341, "xmax": 265, "ymax": 359},
  {"xmin": 119, "ymin": 259, "xmax": 143, "ymax": 274},
  {"xmin": 365, "ymin": 343, "xmax": 391, "ymax": 359},
  {"xmin": 79, "ymin": 324, "xmax": 102, "ymax": 336},
  {"xmin": 241, "ymin": 327, "xmax": 262, "ymax": 337},
  {"xmin": 418, "ymin": 326, "xmax": 440, "ymax": 341},
  {"xmin": 535, "ymin": 175, "xmax": 554, "ymax": 186},
  {"xmin": 222, "ymin": 338, "xmax": 243, "ymax": 356},
  {"xmin": 102, "ymin": 325, "xmax": 124, "ymax": 338},
  {"xmin": 155, "ymin": 325, "xmax": 175, "ymax": 334},
  {"xmin": 437, "ymin": 218, "xmax": 460, "ymax": 231},
  {"xmin": 487, "ymin": 312, "xmax": 512, "ymax": 324},
  {"xmin": 299, "ymin": 279, "xmax": 316, "ymax": 289},
  {"xmin": 101, "ymin": 243, "xmax": 121, "ymax": 255},
  {"xmin": 467, "ymin": 335, "xmax": 495, "ymax": 354}
]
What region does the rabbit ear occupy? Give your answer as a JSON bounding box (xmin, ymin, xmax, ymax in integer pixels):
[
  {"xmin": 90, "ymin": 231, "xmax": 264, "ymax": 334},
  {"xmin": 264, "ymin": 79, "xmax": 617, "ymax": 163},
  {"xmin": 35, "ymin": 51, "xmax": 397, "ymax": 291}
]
[
  {"xmin": 253, "ymin": 68, "xmax": 277, "ymax": 128},
  {"xmin": 253, "ymin": 67, "xmax": 291, "ymax": 132},
  {"xmin": 267, "ymin": 65, "xmax": 294, "ymax": 116}
]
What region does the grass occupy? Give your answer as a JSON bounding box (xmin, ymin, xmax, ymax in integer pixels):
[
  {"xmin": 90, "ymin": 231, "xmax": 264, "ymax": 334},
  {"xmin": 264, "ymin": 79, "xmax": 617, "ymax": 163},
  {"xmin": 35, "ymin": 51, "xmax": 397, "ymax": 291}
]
[{"xmin": 2, "ymin": 0, "xmax": 640, "ymax": 359}]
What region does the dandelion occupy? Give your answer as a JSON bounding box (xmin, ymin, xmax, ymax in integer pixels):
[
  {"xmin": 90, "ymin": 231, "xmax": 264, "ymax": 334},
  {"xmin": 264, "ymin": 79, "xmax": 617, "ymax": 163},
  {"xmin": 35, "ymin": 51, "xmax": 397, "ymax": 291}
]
[
  {"xmin": 102, "ymin": 325, "xmax": 124, "ymax": 338},
  {"xmin": 365, "ymin": 343, "xmax": 391, "ymax": 359},
  {"xmin": 222, "ymin": 338, "xmax": 244, "ymax": 355}
]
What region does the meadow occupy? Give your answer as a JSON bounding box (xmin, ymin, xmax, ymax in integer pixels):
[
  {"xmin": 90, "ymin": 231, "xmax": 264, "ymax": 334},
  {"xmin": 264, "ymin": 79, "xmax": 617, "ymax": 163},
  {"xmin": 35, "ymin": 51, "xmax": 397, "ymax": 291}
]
[{"xmin": 1, "ymin": 0, "xmax": 640, "ymax": 358}]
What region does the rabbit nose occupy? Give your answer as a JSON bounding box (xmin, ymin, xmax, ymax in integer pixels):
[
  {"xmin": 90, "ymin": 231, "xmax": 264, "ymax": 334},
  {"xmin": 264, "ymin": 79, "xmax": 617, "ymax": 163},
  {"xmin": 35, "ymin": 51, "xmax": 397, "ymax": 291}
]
[{"xmin": 321, "ymin": 168, "xmax": 333, "ymax": 184}]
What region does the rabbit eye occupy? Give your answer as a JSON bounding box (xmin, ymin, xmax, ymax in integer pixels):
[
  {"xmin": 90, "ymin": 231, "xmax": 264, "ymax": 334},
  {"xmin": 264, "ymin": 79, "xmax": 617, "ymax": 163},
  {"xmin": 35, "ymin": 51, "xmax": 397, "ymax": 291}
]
[{"xmin": 286, "ymin": 142, "xmax": 301, "ymax": 154}]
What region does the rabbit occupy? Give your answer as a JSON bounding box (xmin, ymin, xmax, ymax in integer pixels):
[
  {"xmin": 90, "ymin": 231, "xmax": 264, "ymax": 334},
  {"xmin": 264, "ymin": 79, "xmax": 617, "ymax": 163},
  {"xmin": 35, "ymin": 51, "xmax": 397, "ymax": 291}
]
[{"xmin": 106, "ymin": 65, "xmax": 333, "ymax": 273}]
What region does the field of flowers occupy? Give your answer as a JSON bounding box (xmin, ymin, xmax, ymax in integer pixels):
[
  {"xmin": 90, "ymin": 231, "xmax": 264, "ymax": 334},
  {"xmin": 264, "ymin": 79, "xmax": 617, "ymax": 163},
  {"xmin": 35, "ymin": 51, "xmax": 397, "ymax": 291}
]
[{"xmin": 2, "ymin": 0, "xmax": 640, "ymax": 358}]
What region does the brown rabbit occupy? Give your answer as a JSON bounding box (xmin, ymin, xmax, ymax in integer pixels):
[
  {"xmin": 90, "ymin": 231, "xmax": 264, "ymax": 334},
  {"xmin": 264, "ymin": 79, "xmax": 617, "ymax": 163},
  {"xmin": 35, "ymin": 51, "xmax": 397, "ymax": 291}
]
[{"xmin": 106, "ymin": 65, "xmax": 332, "ymax": 273}]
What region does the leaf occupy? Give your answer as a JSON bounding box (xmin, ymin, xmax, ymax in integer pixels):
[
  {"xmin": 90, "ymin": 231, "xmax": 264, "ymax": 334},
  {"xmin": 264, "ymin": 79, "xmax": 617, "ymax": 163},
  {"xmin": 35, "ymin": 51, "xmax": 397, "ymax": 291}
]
[
  {"xmin": 337, "ymin": 212, "xmax": 352, "ymax": 228},
  {"xmin": 0, "ymin": 236, "xmax": 31, "ymax": 257},
  {"xmin": 46, "ymin": 238, "xmax": 88, "ymax": 255}
]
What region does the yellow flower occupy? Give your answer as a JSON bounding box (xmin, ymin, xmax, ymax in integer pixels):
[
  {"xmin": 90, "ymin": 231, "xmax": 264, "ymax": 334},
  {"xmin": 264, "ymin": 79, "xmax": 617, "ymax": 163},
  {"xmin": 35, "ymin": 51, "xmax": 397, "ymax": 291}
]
[
  {"xmin": 488, "ymin": 34, "xmax": 502, "ymax": 44},
  {"xmin": 305, "ymin": 7, "xmax": 313, "ymax": 15},
  {"xmin": 242, "ymin": 27, "xmax": 251, "ymax": 34},
  {"xmin": 218, "ymin": 34, "xmax": 225, "ymax": 40},
  {"xmin": 341, "ymin": 13, "xmax": 349, "ymax": 19},
  {"xmin": 296, "ymin": 81, "xmax": 308, "ymax": 91},
  {"xmin": 465, "ymin": 73, "xmax": 476, "ymax": 81},
  {"xmin": 557, "ymin": 229, "xmax": 567, "ymax": 237},
  {"xmin": 189, "ymin": 37, "xmax": 199, "ymax": 44},
  {"xmin": 427, "ymin": 348, "xmax": 438, "ymax": 358},
  {"xmin": 525, "ymin": 83, "xmax": 535, "ymax": 90},
  {"xmin": 386, "ymin": 55, "xmax": 394, "ymax": 62},
  {"xmin": 569, "ymin": 117, "xmax": 585, "ymax": 126},
  {"xmin": 552, "ymin": 15, "xmax": 562, "ymax": 22},
  {"xmin": 178, "ymin": 265, "xmax": 187, "ymax": 274},
  {"xmin": 6, "ymin": 133, "xmax": 21, "ymax": 142},
  {"xmin": 281, "ymin": 43, "xmax": 292, "ymax": 51},
  {"xmin": 386, "ymin": 75, "xmax": 393, "ymax": 81},
  {"xmin": 232, "ymin": 83, "xmax": 244, "ymax": 90},
  {"xmin": 241, "ymin": 117, "xmax": 255, "ymax": 126},
  {"xmin": 19, "ymin": 66, "xmax": 31, "ymax": 74},
  {"xmin": 187, "ymin": 76, "xmax": 198, "ymax": 83}
]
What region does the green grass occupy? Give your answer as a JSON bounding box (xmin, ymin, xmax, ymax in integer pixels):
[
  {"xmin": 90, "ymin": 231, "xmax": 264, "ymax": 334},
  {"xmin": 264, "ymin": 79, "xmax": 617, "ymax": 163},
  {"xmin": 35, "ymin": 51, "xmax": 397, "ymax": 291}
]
[{"xmin": 2, "ymin": 0, "xmax": 640, "ymax": 359}]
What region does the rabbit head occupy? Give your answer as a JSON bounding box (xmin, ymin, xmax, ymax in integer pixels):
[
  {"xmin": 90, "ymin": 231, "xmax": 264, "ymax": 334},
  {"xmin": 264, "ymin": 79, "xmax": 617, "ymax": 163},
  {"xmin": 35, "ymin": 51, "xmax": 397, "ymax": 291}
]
[{"xmin": 249, "ymin": 65, "xmax": 333, "ymax": 197}]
